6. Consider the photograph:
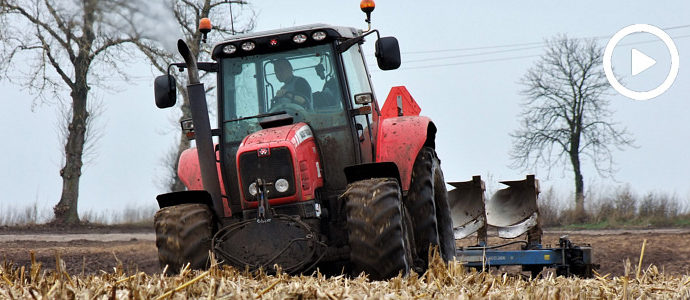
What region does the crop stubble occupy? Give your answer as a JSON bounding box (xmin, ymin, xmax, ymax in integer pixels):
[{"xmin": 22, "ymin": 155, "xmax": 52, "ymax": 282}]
[{"xmin": 1, "ymin": 230, "xmax": 689, "ymax": 298}]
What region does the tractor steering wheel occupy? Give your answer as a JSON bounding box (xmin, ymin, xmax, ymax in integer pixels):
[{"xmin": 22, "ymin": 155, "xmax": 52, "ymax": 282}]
[{"xmin": 268, "ymin": 97, "xmax": 308, "ymax": 117}]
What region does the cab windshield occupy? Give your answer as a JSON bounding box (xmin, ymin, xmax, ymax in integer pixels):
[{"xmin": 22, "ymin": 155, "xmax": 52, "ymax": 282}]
[{"xmin": 221, "ymin": 44, "xmax": 346, "ymax": 143}]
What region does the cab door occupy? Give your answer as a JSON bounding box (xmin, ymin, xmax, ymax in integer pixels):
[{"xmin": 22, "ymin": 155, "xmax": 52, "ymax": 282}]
[{"xmin": 340, "ymin": 44, "xmax": 376, "ymax": 163}]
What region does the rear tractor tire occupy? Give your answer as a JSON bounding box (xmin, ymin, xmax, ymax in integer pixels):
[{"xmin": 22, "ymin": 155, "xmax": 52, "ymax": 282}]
[
  {"xmin": 154, "ymin": 203, "xmax": 214, "ymax": 275},
  {"xmin": 344, "ymin": 178, "xmax": 413, "ymax": 280},
  {"xmin": 405, "ymin": 147, "xmax": 455, "ymax": 268}
]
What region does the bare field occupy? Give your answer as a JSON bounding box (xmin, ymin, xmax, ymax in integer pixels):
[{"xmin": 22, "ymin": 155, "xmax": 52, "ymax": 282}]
[
  {"xmin": 546, "ymin": 231, "xmax": 690, "ymax": 276},
  {"xmin": 1, "ymin": 229, "xmax": 690, "ymax": 299},
  {"xmin": 1, "ymin": 239, "xmax": 159, "ymax": 275},
  {"xmin": 1, "ymin": 230, "xmax": 689, "ymax": 276}
]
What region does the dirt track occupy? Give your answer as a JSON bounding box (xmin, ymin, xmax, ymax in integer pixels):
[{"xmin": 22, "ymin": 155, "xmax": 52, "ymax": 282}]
[{"xmin": 1, "ymin": 229, "xmax": 689, "ymax": 276}]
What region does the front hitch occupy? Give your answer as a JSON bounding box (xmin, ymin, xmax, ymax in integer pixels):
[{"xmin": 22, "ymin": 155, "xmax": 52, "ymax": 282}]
[{"xmin": 255, "ymin": 178, "xmax": 273, "ymax": 223}]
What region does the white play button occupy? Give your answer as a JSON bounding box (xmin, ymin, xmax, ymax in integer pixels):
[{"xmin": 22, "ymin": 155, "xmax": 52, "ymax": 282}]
[
  {"xmin": 604, "ymin": 24, "xmax": 680, "ymax": 100},
  {"xmin": 631, "ymin": 48, "xmax": 656, "ymax": 76}
]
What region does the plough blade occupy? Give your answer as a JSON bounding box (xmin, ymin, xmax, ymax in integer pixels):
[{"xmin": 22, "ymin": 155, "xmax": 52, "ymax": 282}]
[
  {"xmin": 448, "ymin": 175, "xmax": 541, "ymax": 242},
  {"xmin": 485, "ymin": 175, "xmax": 539, "ymax": 228},
  {"xmin": 453, "ymin": 217, "xmax": 485, "ymax": 240},
  {"xmin": 496, "ymin": 212, "xmax": 538, "ymax": 239},
  {"xmin": 447, "ymin": 176, "xmax": 487, "ymax": 240}
]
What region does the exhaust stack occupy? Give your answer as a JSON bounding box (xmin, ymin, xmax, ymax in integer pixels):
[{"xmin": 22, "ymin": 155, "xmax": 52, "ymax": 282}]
[{"xmin": 177, "ymin": 40, "xmax": 224, "ymax": 217}]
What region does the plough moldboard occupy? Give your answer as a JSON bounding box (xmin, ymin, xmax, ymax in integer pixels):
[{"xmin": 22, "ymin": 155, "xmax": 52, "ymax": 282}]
[{"xmin": 448, "ymin": 175, "xmax": 597, "ymax": 278}]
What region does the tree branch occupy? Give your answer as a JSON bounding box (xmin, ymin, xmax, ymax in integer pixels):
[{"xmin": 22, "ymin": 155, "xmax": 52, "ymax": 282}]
[
  {"xmin": 90, "ymin": 37, "xmax": 136, "ymax": 61},
  {"xmin": 2, "ymin": 1, "xmax": 72, "ymax": 53},
  {"xmin": 35, "ymin": 24, "xmax": 74, "ymax": 89},
  {"xmin": 42, "ymin": 0, "xmax": 75, "ymax": 61}
]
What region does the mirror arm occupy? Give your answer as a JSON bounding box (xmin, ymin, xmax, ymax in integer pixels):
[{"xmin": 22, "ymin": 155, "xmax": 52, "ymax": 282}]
[
  {"xmin": 336, "ymin": 29, "xmax": 380, "ymax": 53},
  {"xmin": 167, "ymin": 64, "xmax": 178, "ymax": 76},
  {"xmin": 168, "ymin": 62, "xmax": 218, "ymax": 73}
]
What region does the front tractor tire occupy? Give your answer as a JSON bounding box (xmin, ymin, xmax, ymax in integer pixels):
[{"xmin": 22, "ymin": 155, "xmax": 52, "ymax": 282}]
[
  {"xmin": 344, "ymin": 178, "xmax": 412, "ymax": 280},
  {"xmin": 154, "ymin": 203, "xmax": 214, "ymax": 275},
  {"xmin": 406, "ymin": 147, "xmax": 455, "ymax": 268}
]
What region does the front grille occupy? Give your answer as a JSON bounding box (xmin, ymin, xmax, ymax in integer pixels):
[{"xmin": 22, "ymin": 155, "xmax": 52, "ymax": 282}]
[{"xmin": 239, "ymin": 147, "xmax": 296, "ymax": 201}]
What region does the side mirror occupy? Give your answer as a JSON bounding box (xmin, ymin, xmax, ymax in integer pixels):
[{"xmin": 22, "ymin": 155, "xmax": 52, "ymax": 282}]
[
  {"xmin": 154, "ymin": 75, "xmax": 177, "ymax": 108},
  {"xmin": 375, "ymin": 37, "xmax": 401, "ymax": 70},
  {"xmin": 354, "ymin": 92, "xmax": 373, "ymax": 105}
]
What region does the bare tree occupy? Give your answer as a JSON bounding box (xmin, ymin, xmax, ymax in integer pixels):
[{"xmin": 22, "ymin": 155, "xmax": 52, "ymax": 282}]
[
  {"xmin": 132, "ymin": 0, "xmax": 255, "ymax": 192},
  {"xmin": 511, "ymin": 36, "xmax": 634, "ymax": 221},
  {"xmin": 0, "ymin": 0, "xmax": 141, "ymax": 224}
]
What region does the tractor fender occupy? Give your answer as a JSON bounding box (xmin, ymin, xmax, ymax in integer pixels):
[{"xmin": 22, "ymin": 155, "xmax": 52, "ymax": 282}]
[
  {"xmin": 344, "ymin": 162, "xmax": 401, "ymax": 186},
  {"xmin": 375, "ymin": 116, "xmax": 436, "ymax": 191},
  {"xmin": 156, "ymin": 190, "xmax": 213, "ymax": 209},
  {"xmin": 177, "ymin": 146, "xmax": 232, "ymax": 216}
]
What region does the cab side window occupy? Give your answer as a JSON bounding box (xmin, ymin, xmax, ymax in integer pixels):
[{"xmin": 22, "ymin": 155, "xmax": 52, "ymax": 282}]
[
  {"xmin": 341, "ymin": 45, "xmax": 375, "ymax": 162},
  {"xmin": 341, "ymin": 45, "xmax": 373, "ymax": 100}
]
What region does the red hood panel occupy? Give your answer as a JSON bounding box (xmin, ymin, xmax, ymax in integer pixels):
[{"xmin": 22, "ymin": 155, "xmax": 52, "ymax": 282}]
[{"xmin": 242, "ymin": 123, "xmax": 305, "ymax": 146}]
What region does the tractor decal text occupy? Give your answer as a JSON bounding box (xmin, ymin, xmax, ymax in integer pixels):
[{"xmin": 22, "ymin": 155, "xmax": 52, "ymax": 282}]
[{"xmin": 291, "ymin": 125, "xmax": 314, "ymax": 147}]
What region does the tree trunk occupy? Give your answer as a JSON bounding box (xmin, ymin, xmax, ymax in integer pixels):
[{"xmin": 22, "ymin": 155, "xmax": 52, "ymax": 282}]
[
  {"xmin": 53, "ymin": 89, "xmax": 89, "ymax": 225},
  {"xmin": 571, "ymin": 153, "xmax": 586, "ymax": 222}
]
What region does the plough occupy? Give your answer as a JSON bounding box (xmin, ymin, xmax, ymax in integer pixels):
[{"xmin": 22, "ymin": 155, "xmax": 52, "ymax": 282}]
[{"xmin": 449, "ymin": 175, "xmax": 596, "ymax": 277}]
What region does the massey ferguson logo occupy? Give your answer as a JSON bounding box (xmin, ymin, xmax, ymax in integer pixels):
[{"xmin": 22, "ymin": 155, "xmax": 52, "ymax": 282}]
[{"xmin": 257, "ymin": 148, "xmax": 270, "ymax": 157}]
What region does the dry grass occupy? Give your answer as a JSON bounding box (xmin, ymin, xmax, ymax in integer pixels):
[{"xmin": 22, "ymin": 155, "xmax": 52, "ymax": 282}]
[
  {"xmin": 80, "ymin": 205, "xmax": 157, "ymax": 226},
  {"xmin": 0, "ymin": 203, "xmax": 156, "ymax": 226},
  {"xmin": 0, "ymin": 203, "xmax": 43, "ymax": 226},
  {"xmin": 1, "ymin": 253, "xmax": 689, "ymax": 299},
  {"xmin": 539, "ymin": 185, "xmax": 690, "ymax": 228}
]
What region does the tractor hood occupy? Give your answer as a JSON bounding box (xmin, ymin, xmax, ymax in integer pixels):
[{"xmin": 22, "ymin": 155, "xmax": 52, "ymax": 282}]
[
  {"xmin": 235, "ymin": 121, "xmax": 323, "ymax": 209},
  {"xmin": 241, "ymin": 122, "xmax": 312, "ymax": 147}
]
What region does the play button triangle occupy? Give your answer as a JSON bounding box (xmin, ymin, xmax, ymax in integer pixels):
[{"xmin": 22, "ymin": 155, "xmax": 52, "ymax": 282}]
[{"xmin": 631, "ymin": 48, "xmax": 656, "ymax": 76}]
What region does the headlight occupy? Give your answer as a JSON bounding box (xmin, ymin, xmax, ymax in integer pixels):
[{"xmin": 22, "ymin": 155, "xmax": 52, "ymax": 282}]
[
  {"xmin": 312, "ymin": 31, "xmax": 327, "ymax": 41},
  {"xmin": 292, "ymin": 33, "xmax": 307, "ymax": 44},
  {"xmin": 275, "ymin": 178, "xmax": 289, "ymax": 193},
  {"xmin": 241, "ymin": 41, "xmax": 255, "ymax": 51},
  {"xmin": 222, "ymin": 44, "xmax": 236, "ymax": 54},
  {"xmin": 248, "ymin": 182, "xmax": 257, "ymax": 196}
]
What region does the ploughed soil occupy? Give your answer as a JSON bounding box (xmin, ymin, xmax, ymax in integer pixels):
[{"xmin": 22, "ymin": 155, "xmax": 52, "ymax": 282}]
[
  {"xmin": 1, "ymin": 239, "xmax": 159, "ymax": 275},
  {"xmin": 0, "ymin": 224, "xmax": 158, "ymax": 275},
  {"xmin": 1, "ymin": 228, "xmax": 689, "ymax": 276}
]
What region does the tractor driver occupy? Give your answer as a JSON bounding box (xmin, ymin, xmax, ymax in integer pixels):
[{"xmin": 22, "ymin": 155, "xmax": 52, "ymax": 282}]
[{"xmin": 271, "ymin": 58, "xmax": 312, "ymax": 108}]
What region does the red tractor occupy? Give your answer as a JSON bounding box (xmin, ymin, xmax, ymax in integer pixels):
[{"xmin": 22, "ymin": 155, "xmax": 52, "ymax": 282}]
[{"xmin": 152, "ymin": 2, "xmax": 454, "ymax": 279}]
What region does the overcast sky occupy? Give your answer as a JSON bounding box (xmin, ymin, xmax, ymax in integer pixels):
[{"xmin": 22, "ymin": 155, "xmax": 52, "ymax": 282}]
[{"xmin": 1, "ymin": 0, "xmax": 689, "ymax": 219}]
